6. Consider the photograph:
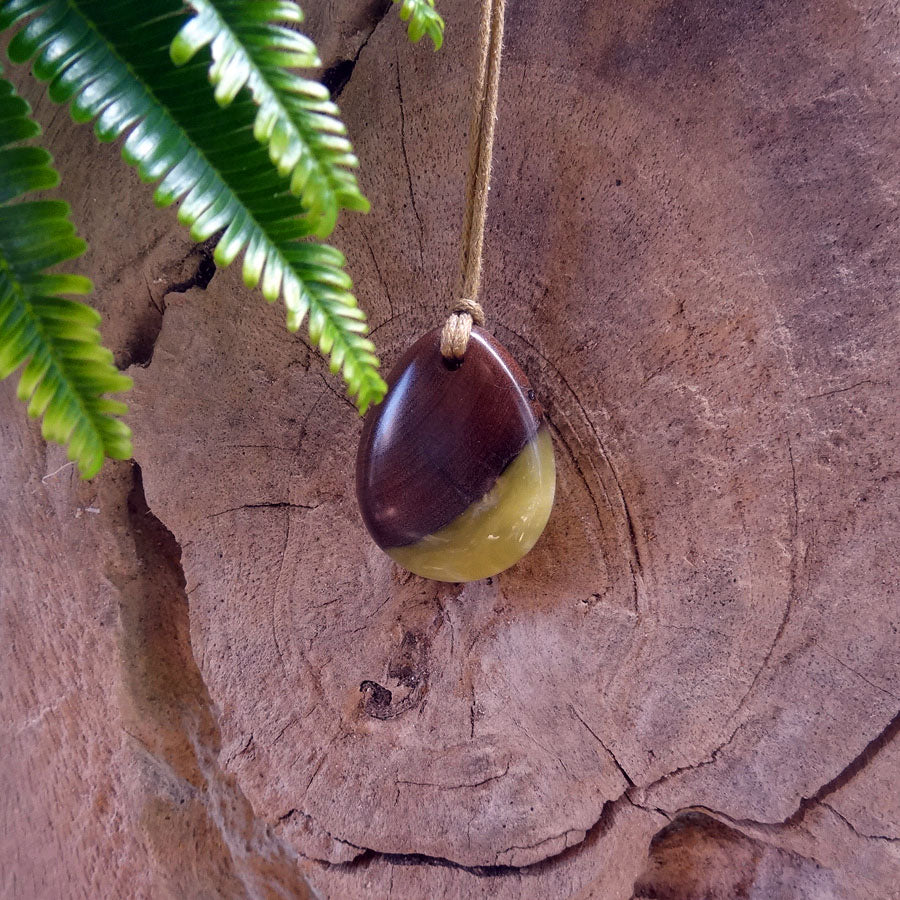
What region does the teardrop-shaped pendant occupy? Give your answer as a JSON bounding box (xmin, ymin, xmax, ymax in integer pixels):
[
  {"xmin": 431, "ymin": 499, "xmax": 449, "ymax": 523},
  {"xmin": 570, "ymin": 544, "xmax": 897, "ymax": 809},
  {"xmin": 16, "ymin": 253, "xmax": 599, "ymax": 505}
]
[{"xmin": 356, "ymin": 326, "xmax": 555, "ymax": 582}]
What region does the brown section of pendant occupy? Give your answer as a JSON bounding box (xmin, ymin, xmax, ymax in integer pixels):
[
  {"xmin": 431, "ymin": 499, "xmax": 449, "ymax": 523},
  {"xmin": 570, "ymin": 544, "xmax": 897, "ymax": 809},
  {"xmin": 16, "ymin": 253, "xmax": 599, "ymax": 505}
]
[{"xmin": 356, "ymin": 326, "xmax": 544, "ymax": 549}]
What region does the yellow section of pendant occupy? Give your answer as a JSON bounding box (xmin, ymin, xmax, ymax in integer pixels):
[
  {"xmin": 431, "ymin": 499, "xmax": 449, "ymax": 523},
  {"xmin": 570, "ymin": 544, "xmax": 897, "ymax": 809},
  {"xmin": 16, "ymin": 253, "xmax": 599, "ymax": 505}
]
[{"xmin": 387, "ymin": 428, "xmax": 555, "ymax": 582}]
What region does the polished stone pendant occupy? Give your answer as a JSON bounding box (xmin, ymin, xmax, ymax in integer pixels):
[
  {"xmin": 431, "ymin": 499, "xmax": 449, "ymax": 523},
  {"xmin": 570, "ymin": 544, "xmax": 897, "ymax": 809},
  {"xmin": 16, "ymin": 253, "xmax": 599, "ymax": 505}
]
[{"xmin": 356, "ymin": 326, "xmax": 555, "ymax": 582}]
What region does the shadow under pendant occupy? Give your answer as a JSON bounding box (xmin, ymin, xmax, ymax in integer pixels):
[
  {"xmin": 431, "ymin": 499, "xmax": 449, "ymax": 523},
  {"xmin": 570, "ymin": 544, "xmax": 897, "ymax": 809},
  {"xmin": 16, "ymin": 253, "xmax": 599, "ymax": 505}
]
[{"xmin": 356, "ymin": 326, "xmax": 555, "ymax": 582}]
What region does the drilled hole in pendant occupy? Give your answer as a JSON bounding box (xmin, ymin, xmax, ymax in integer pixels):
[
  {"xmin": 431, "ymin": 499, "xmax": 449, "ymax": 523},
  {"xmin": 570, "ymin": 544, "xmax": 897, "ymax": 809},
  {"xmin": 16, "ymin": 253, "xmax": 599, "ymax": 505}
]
[{"xmin": 442, "ymin": 356, "xmax": 464, "ymax": 372}]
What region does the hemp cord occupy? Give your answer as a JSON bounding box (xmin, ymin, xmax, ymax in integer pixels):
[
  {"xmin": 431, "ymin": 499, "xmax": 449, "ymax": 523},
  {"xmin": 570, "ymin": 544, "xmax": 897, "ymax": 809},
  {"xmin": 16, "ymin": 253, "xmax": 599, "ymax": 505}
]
[{"xmin": 440, "ymin": 0, "xmax": 506, "ymax": 361}]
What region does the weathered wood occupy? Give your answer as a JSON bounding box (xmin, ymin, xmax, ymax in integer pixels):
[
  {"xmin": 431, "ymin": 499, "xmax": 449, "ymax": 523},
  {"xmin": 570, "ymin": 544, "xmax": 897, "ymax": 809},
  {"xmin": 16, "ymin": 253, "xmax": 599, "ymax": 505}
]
[{"xmin": 2, "ymin": 0, "xmax": 899, "ymax": 897}]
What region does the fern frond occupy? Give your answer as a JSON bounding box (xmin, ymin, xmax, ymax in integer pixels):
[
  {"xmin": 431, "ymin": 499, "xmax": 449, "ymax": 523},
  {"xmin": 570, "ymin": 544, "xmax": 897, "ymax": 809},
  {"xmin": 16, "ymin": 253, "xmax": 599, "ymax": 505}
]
[
  {"xmin": 0, "ymin": 74, "xmax": 132, "ymax": 478},
  {"xmin": 393, "ymin": 0, "xmax": 444, "ymax": 50},
  {"xmin": 170, "ymin": 0, "xmax": 369, "ymax": 240},
  {"xmin": 1, "ymin": 0, "xmax": 387, "ymax": 413}
]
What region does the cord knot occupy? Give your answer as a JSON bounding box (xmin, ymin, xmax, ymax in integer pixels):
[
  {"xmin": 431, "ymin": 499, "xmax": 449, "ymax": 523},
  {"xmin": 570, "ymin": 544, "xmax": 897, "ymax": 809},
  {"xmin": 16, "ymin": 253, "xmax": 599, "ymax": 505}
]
[{"xmin": 440, "ymin": 299, "xmax": 485, "ymax": 360}]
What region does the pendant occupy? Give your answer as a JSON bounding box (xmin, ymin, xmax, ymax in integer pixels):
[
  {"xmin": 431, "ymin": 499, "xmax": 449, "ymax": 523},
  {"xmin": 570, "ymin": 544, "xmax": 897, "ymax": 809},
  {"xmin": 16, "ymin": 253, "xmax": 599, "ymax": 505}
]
[{"xmin": 356, "ymin": 326, "xmax": 555, "ymax": 582}]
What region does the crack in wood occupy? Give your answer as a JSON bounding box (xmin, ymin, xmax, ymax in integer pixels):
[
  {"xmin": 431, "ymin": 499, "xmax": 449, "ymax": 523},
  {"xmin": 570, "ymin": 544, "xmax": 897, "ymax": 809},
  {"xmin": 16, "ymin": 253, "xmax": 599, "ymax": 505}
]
[
  {"xmin": 363, "ymin": 229, "xmax": 397, "ymax": 320},
  {"xmin": 112, "ymin": 462, "xmax": 315, "ymax": 894},
  {"xmin": 568, "ymin": 704, "xmax": 635, "ymax": 788},
  {"xmin": 395, "ymin": 57, "xmax": 425, "ymax": 266},
  {"xmin": 718, "ymin": 435, "xmax": 806, "ymax": 733},
  {"xmin": 123, "ymin": 235, "xmax": 219, "ymax": 370},
  {"xmin": 820, "ymin": 802, "xmax": 899, "ymax": 844},
  {"xmin": 644, "ymin": 709, "xmax": 900, "ymax": 841},
  {"xmin": 320, "ymin": 0, "xmax": 391, "ymax": 99},
  {"xmin": 396, "ymin": 761, "xmax": 510, "ymax": 791},
  {"xmin": 206, "ymin": 501, "xmax": 320, "ymax": 519}
]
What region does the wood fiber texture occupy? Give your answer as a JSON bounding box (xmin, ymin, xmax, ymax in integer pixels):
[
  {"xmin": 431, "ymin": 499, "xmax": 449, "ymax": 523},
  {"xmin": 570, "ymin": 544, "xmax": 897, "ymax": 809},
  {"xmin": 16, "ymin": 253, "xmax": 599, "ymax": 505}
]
[{"xmin": 2, "ymin": 0, "xmax": 899, "ymax": 897}]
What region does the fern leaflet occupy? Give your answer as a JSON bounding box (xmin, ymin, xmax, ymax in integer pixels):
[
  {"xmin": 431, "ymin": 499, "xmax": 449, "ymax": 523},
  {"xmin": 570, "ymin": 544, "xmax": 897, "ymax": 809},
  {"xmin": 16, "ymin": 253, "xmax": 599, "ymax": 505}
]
[
  {"xmin": 393, "ymin": 0, "xmax": 444, "ymax": 50},
  {"xmin": 171, "ymin": 0, "xmax": 369, "ymax": 240},
  {"xmin": 1, "ymin": 0, "xmax": 387, "ymax": 413},
  {"xmin": 0, "ymin": 74, "xmax": 132, "ymax": 478}
]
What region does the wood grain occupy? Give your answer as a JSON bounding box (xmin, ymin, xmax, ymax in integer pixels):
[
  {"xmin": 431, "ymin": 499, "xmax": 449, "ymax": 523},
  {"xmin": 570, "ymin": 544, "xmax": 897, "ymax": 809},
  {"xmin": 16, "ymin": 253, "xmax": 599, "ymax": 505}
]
[{"xmin": 2, "ymin": 0, "xmax": 900, "ymax": 898}]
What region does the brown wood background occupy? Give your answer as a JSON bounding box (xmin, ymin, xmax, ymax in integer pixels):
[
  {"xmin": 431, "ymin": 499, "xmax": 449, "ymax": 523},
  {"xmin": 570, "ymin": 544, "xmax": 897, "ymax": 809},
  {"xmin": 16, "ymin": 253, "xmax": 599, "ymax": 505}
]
[{"xmin": 2, "ymin": 0, "xmax": 898, "ymax": 897}]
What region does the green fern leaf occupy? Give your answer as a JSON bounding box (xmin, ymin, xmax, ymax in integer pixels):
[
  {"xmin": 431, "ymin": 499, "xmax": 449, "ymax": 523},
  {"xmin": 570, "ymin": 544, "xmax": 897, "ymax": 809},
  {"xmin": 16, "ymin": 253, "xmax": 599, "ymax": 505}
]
[
  {"xmin": 1, "ymin": 0, "xmax": 387, "ymax": 413},
  {"xmin": 394, "ymin": 0, "xmax": 444, "ymax": 50},
  {"xmin": 170, "ymin": 0, "xmax": 369, "ymax": 240},
  {"xmin": 0, "ymin": 74, "xmax": 132, "ymax": 478}
]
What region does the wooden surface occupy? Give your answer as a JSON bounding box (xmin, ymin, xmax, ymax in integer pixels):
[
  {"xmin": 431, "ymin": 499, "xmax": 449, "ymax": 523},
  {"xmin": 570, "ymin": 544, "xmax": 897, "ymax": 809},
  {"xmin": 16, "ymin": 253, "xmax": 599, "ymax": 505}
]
[{"xmin": 2, "ymin": 0, "xmax": 899, "ymax": 897}]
